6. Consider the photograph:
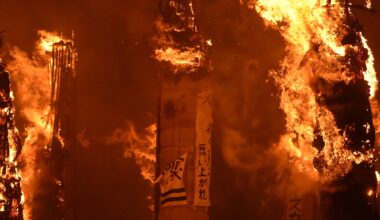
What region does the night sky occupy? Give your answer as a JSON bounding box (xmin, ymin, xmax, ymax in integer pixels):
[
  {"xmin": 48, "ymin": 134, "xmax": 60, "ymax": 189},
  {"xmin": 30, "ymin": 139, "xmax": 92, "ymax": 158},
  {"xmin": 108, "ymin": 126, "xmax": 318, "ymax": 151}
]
[{"xmin": 0, "ymin": 0, "xmax": 380, "ymax": 219}]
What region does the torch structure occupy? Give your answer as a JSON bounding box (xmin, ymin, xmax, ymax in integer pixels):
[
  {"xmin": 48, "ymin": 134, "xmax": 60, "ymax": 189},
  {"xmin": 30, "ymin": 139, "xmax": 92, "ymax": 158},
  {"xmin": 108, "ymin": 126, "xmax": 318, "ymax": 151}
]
[
  {"xmin": 247, "ymin": 0, "xmax": 380, "ymax": 219},
  {"xmin": 0, "ymin": 61, "xmax": 23, "ymax": 220},
  {"xmin": 154, "ymin": 0, "xmax": 212, "ymax": 219},
  {"xmin": 49, "ymin": 38, "xmax": 77, "ymax": 220}
]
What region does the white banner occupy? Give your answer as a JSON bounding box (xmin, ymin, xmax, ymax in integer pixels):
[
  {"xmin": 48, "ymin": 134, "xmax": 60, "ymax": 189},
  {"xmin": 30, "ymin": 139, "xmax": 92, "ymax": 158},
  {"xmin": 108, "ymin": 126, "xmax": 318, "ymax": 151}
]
[
  {"xmin": 159, "ymin": 154, "xmax": 188, "ymax": 207},
  {"xmin": 194, "ymin": 89, "xmax": 212, "ymax": 206}
]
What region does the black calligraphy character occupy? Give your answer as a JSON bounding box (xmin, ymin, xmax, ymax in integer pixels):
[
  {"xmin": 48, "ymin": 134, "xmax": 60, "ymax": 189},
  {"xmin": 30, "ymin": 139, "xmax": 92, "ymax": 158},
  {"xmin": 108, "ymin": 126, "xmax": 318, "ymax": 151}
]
[
  {"xmin": 169, "ymin": 158, "xmax": 184, "ymax": 180},
  {"xmin": 198, "ymin": 144, "xmax": 207, "ymax": 165},
  {"xmin": 198, "ymin": 167, "xmax": 207, "ymax": 177},
  {"xmin": 289, "ymin": 198, "xmax": 301, "ymax": 213},
  {"xmin": 207, "ymin": 123, "xmax": 214, "ymax": 145},
  {"xmin": 198, "ymin": 189, "xmax": 207, "ymax": 200},
  {"xmin": 199, "ymin": 144, "xmax": 206, "ymax": 156},
  {"xmin": 199, "ymin": 178, "xmax": 208, "ymax": 187},
  {"xmin": 288, "ymin": 198, "xmax": 302, "ymax": 220},
  {"xmin": 288, "ymin": 211, "xmax": 301, "ymax": 220}
]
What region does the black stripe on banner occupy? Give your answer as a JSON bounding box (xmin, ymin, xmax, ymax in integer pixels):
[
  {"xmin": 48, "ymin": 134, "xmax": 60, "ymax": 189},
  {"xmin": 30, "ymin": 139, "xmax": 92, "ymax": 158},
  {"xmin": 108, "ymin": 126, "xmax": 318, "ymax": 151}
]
[
  {"xmin": 161, "ymin": 188, "xmax": 186, "ymax": 197},
  {"xmin": 161, "ymin": 196, "xmax": 187, "ymax": 205}
]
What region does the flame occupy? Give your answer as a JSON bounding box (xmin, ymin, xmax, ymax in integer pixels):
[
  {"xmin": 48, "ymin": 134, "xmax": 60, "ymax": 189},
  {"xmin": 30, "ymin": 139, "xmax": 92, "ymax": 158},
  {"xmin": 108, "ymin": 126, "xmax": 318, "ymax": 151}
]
[
  {"xmin": 8, "ymin": 30, "xmax": 70, "ymax": 219},
  {"xmin": 57, "ymin": 126, "xmax": 65, "ymax": 149},
  {"xmin": 37, "ymin": 30, "xmax": 68, "ymax": 54},
  {"xmin": 375, "ymin": 171, "xmax": 380, "ymax": 197},
  {"xmin": 153, "ymin": 0, "xmax": 211, "ymax": 73},
  {"xmin": 107, "ymin": 123, "xmax": 157, "ymax": 183},
  {"xmin": 154, "ymin": 47, "xmax": 205, "ymax": 71},
  {"xmin": 367, "ymin": 189, "xmax": 374, "ymax": 197},
  {"xmin": 366, "ymin": 0, "xmax": 372, "ymax": 9},
  {"xmin": 360, "ymin": 33, "xmax": 377, "ymax": 98},
  {"xmin": 251, "ymin": 0, "xmax": 377, "ymax": 181}
]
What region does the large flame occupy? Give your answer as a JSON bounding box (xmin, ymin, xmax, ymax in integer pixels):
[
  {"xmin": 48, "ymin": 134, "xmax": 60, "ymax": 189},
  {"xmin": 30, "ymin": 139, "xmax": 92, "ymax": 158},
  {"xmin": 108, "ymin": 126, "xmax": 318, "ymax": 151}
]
[
  {"xmin": 107, "ymin": 123, "xmax": 157, "ymax": 183},
  {"xmin": 8, "ymin": 30, "xmax": 68, "ymax": 220},
  {"xmin": 248, "ymin": 0, "xmax": 378, "ymax": 181}
]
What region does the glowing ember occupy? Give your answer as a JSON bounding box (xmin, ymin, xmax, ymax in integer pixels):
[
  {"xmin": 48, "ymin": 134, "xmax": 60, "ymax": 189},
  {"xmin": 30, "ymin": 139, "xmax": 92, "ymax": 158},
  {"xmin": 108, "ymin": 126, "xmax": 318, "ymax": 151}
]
[
  {"xmin": 107, "ymin": 123, "xmax": 157, "ymax": 183},
  {"xmin": 367, "ymin": 189, "xmax": 374, "ymax": 197},
  {"xmin": 249, "ymin": 0, "xmax": 378, "ymax": 181}
]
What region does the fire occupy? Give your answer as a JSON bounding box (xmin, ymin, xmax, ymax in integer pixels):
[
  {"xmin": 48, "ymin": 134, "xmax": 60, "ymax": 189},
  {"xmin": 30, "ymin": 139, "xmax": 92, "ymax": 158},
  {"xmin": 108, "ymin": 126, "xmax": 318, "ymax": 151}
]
[
  {"xmin": 360, "ymin": 33, "xmax": 377, "ymax": 98},
  {"xmin": 367, "ymin": 189, "xmax": 374, "ymax": 197},
  {"xmin": 153, "ymin": 1, "xmax": 211, "ymax": 73},
  {"xmin": 37, "ymin": 30, "xmax": 68, "ymax": 54},
  {"xmin": 8, "ymin": 30, "xmax": 70, "ymax": 220},
  {"xmin": 248, "ymin": 0, "xmax": 378, "ymax": 181},
  {"xmin": 375, "ymin": 171, "xmax": 380, "ymax": 198},
  {"xmin": 107, "ymin": 123, "xmax": 157, "ymax": 183},
  {"xmin": 365, "ymin": 0, "xmax": 372, "ymax": 9},
  {"xmin": 154, "ymin": 47, "xmax": 205, "ymax": 72}
]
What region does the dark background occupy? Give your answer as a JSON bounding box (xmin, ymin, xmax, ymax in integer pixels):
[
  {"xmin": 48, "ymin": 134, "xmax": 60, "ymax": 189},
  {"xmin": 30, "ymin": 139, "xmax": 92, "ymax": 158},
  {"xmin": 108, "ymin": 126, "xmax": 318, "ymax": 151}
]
[{"xmin": 0, "ymin": 0, "xmax": 379, "ymax": 219}]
